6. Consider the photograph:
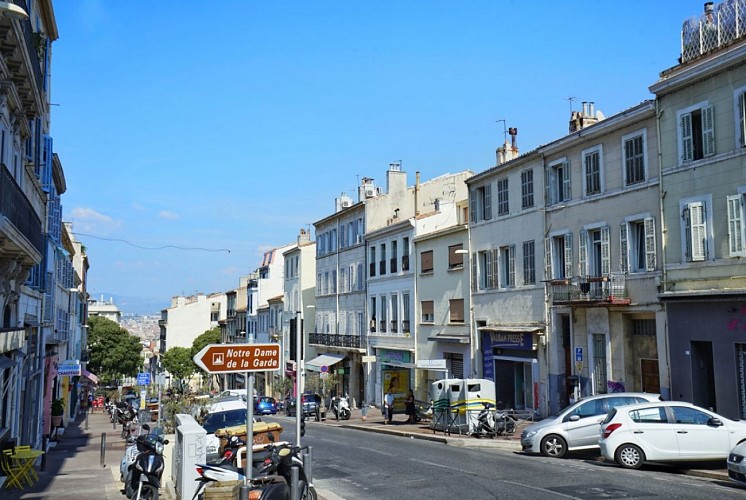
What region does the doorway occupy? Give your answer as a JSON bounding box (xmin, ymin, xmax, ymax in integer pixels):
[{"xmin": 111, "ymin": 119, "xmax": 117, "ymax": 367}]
[
  {"xmin": 690, "ymin": 341, "xmax": 716, "ymax": 411},
  {"xmin": 640, "ymin": 358, "xmax": 659, "ymax": 393}
]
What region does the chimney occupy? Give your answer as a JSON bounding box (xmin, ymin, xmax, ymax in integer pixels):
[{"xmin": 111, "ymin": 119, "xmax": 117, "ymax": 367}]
[{"xmin": 297, "ymin": 228, "xmax": 310, "ymax": 245}]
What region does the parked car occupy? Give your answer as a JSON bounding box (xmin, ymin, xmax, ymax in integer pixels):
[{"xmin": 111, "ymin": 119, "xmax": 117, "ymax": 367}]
[
  {"xmin": 200, "ymin": 399, "xmax": 258, "ymax": 462},
  {"xmin": 285, "ymin": 393, "xmax": 325, "ymax": 421},
  {"xmin": 728, "ymin": 441, "xmax": 746, "ymax": 486},
  {"xmin": 599, "ymin": 400, "xmax": 746, "ymax": 469},
  {"xmin": 521, "ymin": 393, "xmax": 662, "ymax": 458},
  {"xmin": 255, "ymin": 396, "xmax": 278, "ymax": 415}
]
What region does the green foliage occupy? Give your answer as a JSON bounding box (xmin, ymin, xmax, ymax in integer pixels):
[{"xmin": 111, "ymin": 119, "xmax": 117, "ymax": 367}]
[
  {"xmin": 305, "ymin": 372, "xmax": 339, "ymax": 397},
  {"xmin": 190, "ymin": 327, "xmax": 221, "ymax": 360},
  {"xmin": 272, "ymin": 376, "xmax": 294, "ymax": 399},
  {"xmin": 162, "ymin": 346, "xmax": 196, "ymax": 390},
  {"xmin": 51, "ymin": 398, "xmax": 64, "ymax": 416},
  {"xmin": 86, "ymin": 316, "xmax": 143, "ymax": 385}
]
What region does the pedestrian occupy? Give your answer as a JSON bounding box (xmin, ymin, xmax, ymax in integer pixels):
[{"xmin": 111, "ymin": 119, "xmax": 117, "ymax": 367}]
[
  {"xmin": 384, "ymin": 388, "xmax": 395, "ymax": 425},
  {"xmin": 405, "ymin": 389, "xmax": 416, "ymax": 424}
]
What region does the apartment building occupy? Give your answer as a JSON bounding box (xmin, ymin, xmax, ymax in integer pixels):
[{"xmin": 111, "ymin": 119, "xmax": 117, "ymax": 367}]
[{"xmin": 650, "ymin": 0, "xmax": 746, "ymax": 419}]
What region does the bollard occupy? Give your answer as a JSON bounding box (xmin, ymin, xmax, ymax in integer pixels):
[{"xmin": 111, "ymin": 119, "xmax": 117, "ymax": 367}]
[
  {"xmin": 85, "ymin": 409, "xmax": 89, "ymax": 430},
  {"xmin": 302, "ymin": 446, "xmax": 313, "ymax": 485},
  {"xmin": 240, "ymin": 484, "xmax": 249, "ymax": 500},
  {"xmin": 290, "ymin": 465, "xmax": 300, "ymax": 500},
  {"xmin": 41, "ymin": 435, "xmax": 48, "ymax": 471},
  {"xmin": 100, "ymin": 433, "xmax": 106, "ymax": 468}
]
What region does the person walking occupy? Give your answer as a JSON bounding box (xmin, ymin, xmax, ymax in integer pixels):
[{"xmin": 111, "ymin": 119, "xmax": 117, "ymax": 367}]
[
  {"xmin": 405, "ymin": 390, "xmax": 416, "ymax": 424},
  {"xmin": 384, "ymin": 388, "xmax": 395, "ymax": 425}
]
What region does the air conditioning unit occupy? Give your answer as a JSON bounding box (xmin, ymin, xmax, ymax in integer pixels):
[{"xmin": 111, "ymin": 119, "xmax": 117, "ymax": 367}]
[
  {"xmin": 340, "ymin": 199, "xmax": 352, "ymax": 208},
  {"xmin": 364, "ymin": 186, "xmax": 376, "ymax": 198}
]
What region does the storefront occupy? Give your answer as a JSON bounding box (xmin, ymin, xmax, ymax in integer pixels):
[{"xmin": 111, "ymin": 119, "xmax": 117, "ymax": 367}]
[
  {"xmin": 480, "ymin": 328, "xmax": 541, "ymax": 411},
  {"xmin": 376, "ymin": 349, "xmax": 413, "ymax": 406}
]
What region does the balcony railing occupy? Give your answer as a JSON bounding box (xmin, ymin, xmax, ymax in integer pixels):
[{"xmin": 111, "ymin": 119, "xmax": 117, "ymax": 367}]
[
  {"xmin": 681, "ymin": 0, "xmax": 746, "ymax": 63},
  {"xmin": 379, "ymin": 320, "xmax": 387, "ymax": 333},
  {"xmin": 402, "ymin": 255, "xmax": 410, "ymax": 271},
  {"xmin": 402, "ymin": 319, "xmax": 410, "ymax": 333},
  {"xmin": 379, "ymin": 261, "xmax": 386, "ymax": 275},
  {"xmin": 390, "ymin": 320, "xmax": 398, "ymax": 333},
  {"xmin": 0, "ymin": 164, "xmax": 43, "ymax": 255},
  {"xmin": 309, "ymin": 333, "xmax": 366, "ymax": 349},
  {"xmin": 369, "ymin": 263, "xmax": 376, "ymax": 277},
  {"xmin": 549, "ymin": 274, "xmax": 630, "ymax": 305},
  {"xmin": 390, "ymin": 257, "xmax": 397, "ymax": 273}
]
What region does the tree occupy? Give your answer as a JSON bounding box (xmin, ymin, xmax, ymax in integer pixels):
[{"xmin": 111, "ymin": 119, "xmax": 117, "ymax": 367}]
[
  {"xmin": 161, "ymin": 347, "xmax": 196, "ymax": 392},
  {"xmin": 191, "ymin": 327, "xmax": 222, "ymax": 391},
  {"xmin": 86, "ymin": 316, "xmax": 143, "ymax": 385}
]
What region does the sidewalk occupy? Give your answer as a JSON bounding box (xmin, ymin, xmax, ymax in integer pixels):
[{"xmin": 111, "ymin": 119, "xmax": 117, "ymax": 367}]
[{"xmin": 1, "ymin": 408, "xmax": 133, "ymax": 500}]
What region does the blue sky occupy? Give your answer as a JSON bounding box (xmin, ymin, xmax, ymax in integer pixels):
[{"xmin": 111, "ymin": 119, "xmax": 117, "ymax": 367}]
[{"xmin": 52, "ymin": 0, "xmax": 705, "ymax": 312}]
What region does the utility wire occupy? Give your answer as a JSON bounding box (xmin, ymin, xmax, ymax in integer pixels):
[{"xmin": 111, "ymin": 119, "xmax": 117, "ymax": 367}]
[{"xmin": 74, "ymin": 232, "xmax": 231, "ymax": 253}]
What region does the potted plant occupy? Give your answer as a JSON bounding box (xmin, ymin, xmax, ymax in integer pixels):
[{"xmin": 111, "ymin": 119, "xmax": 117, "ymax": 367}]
[{"xmin": 51, "ymin": 398, "xmax": 64, "ymax": 427}]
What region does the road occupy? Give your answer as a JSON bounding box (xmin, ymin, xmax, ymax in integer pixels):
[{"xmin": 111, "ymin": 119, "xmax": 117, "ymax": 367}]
[{"xmin": 266, "ymin": 415, "xmax": 745, "ymax": 500}]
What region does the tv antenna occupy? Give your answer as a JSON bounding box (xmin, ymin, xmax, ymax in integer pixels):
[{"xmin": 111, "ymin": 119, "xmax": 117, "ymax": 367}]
[
  {"xmin": 566, "ymin": 96, "xmax": 576, "ymax": 113},
  {"xmin": 495, "ymin": 119, "xmax": 507, "ymax": 144}
]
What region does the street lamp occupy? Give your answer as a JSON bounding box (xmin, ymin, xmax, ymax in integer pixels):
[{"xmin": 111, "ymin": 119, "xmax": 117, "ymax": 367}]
[{"xmin": 0, "ymin": 2, "xmax": 28, "ymax": 20}]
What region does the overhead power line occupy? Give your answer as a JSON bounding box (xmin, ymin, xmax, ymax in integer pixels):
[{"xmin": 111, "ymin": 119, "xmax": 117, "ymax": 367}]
[{"xmin": 74, "ymin": 232, "xmax": 231, "ymax": 253}]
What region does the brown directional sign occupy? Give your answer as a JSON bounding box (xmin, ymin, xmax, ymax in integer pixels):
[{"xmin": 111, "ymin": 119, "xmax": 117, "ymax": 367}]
[{"xmin": 193, "ymin": 343, "xmax": 281, "ymax": 374}]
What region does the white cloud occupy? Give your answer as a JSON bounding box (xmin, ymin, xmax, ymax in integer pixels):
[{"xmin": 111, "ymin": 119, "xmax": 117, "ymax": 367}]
[
  {"xmin": 158, "ymin": 210, "xmax": 180, "ymax": 221},
  {"xmin": 69, "ymin": 207, "xmax": 121, "ymax": 234}
]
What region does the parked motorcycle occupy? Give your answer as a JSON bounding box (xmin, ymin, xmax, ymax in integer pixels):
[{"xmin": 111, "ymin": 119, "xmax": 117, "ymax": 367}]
[
  {"xmin": 330, "ymin": 395, "xmax": 351, "ymax": 421},
  {"xmin": 472, "ymin": 402, "xmax": 517, "ymax": 438},
  {"xmin": 121, "ymin": 424, "xmax": 152, "ymax": 483},
  {"xmin": 124, "ymin": 430, "xmax": 168, "ymax": 500}
]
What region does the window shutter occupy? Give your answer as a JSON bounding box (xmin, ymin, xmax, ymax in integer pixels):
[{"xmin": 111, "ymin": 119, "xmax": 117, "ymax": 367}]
[
  {"xmin": 681, "ymin": 113, "xmax": 694, "ymax": 162},
  {"xmin": 544, "ymin": 238, "xmax": 552, "ymax": 280},
  {"xmin": 644, "ymin": 217, "xmax": 657, "ymax": 271},
  {"xmin": 469, "ymin": 188, "xmax": 476, "ymax": 222},
  {"xmin": 728, "ymin": 195, "xmax": 745, "ymax": 256},
  {"xmin": 601, "ymin": 226, "xmax": 611, "ymax": 275},
  {"xmin": 620, "ymin": 222, "xmax": 629, "ymax": 273},
  {"xmin": 545, "ymin": 168, "xmax": 552, "ymax": 205},
  {"xmin": 564, "ymin": 233, "xmax": 574, "ymax": 279},
  {"xmin": 579, "ymin": 230, "xmax": 588, "ymax": 276},
  {"xmin": 689, "ymin": 201, "xmax": 707, "ymax": 261},
  {"xmin": 491, "ymin": 248, "xmax": 499, "ymax": 288},
  {"xmin": 740, "ymin": 93, "xmax": 746, "ymax": 147},
  {"xmin": 562, "ymin": 161, "xmax": 571, "ymax": 201},
  {"xmin": 484, "ymin": 252, "xmax": 492, "ymax": 289},
  {"xmin": 471, "ymin": 252, "xmax": 477, "ymax": 292},
  {"xmin": 508, "ymin": 245, "xmax": 516, "ymax": 287},
  {"xmin": 702, "ymin": 105, "xmax": 715, "ymax": 157},
  {"xmin": 484, "ymin": 184, "xmax": 492, "ymax": 220}
]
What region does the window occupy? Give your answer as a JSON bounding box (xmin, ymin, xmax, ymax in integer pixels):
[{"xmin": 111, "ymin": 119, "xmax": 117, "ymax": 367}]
[
  {"xmin": 402, "ymin": 293, "xmax": 411, "ymax": 333},
  {"xmin": 522, "ymin": 240, "xmax": 535, "ymax": 285},
  {"xmin": 370, "ymin": 297, "xmax": 377, "ymax": 332},
  {"xmin": 678, "ymin": 103, "xmax": 714, "ymax": 163},
  {"xmin": 630, "ymin": 407, "xmax": 668, "ymax": 424},
  {"xmin": 391, "ymin": 294, "xmax": 398, "ymax": 333},
  {"xmin": 448, "ymin": 244, "xmax": 464, "ymax": 269},
  {"xmin": 478, "ymin": 249, "xmax": 498, "ymax": 289},
  {"xmin": 545, "ymin": 233, "xmax": 573, "ymax": 280},
  {"xmin": 682, "ymin": 200, "xmax": 708, "ymax": 261},
  {"xmin": 547, "ymin": 159, "xmax": 571, "ymax": 204},
  {"xmin": 420, "ymin": 250, "xmax": 433, "ymax": 273},
  {"xmin": 449, "ymin": 299, "xmax": 464, "ymax": 323},
  {"xmin": 379, "ymin": 243, "xmax": 386, "ymax": 275},
  {"xmin": 728, "ymin": 194, "xmax": 746, "ymax": 257},
  {"xmin": 592, "ymin": 333, "xmax": 608, "ymax": 394},
  {"xmin": 380, "ymin": 296, "xmax": 387, "ymax": 333},
  {"xmin": 670, "ymin": 406, "xmax": 712, "ymax": 425},
  {"xmin": 521, "ymin": 169, "xmax": 534, "ymax": 209},
  {"xmin": 316, "ymin": 273, "xmax": 321, "ymax": 294},
  {"xmin": 402, "ymin": 237, "xmax": 410, "ymax": 271},
  {"xmin": 332, "ymin": 270, "xmax": 337, "ymax": 293},
  {"xmin": 421, "ymin": 301, "xmax": 434, "ymax": 323},
  {"xmin": 737, "ymin": 90, "xmax": 746, "ymax": 147},
  {"xmin": 582, "ymin": 146, "xmax": 602, "ymax": 196},
  {"xmin": 620, "ymin": 217, "xmax": 656, "ymax": 272},
  {"xmin": 623, "ymin": 130, "xmax": 647, "ymax": 185},
  {"xmin": 357, "ymin": 263, "xmax": 364, "ymax": 290},
  {"xmin": 469, "ymin": 184, "xmax": 492, "ymax": 222},
  {"xmin": 500, "ymin": 245, "xmax": 515, "ymax": 287},
  {"xmin": 579, "ymin": 226, "xmax": 610, "ymax": 277},
  {"xmin": 497, "ymin": 178, "xmax": 509, "ymax": 216},
  {"xmin": 391, "ymin": 240, "xmax": 398, "ymax": 273},
  {"xmin": 369, "ymin": 246, "xmax": 376, "ymax": 277}
]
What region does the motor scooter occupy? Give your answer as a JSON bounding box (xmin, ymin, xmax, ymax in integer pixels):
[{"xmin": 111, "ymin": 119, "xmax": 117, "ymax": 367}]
[
  {"xmin": 121, "ymin": 424, "xmax": 151, "ymax": 483},
  {"xmin": 472, "ymin": 402, "xmax": 516, "ymax": 438},
  {"xmin": 124, "ymin": 430, "xmax": 168, "ymax": 500},
  {"xmin": 330, "ymin": 395, "xmax": 351, "ymax": 421}
]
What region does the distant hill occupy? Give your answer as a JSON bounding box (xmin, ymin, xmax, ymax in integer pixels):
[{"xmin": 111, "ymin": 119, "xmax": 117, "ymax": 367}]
[{"xmin": 90, "ymin": 292, "xmax": 170, "ymax": 316}]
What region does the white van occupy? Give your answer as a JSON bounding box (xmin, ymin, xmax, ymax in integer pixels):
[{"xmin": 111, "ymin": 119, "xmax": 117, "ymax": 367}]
[{"xmin": 202, "ymin": 399, "xmax": 258, "ymax": 462}]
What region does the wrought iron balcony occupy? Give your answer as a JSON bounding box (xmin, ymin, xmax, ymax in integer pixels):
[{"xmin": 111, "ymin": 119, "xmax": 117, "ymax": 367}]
[
  {"xmin": 309, "ymin": 333, "xmax": 366, "ymax": 349},
  {"xmin": 549, "ymin": 273, "xmax": 630, "ymax": 305},
  {"xmin": 0, "ymin": 164, "xmax": 43, "ymax": 257},
  {"xmin": 402, "ymin": 255, "xmax": 410, "ymax": 271}
]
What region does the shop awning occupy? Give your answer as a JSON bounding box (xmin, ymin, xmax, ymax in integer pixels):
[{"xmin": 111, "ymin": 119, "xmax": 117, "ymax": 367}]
[
  {"xmin": 305, "ymin": 353, "xmax": 345, "ymax": 372},
  {"xmin": 477, "ymin": 325, "xmax": 544, "ymax": 333},
  {"xmin": 82, "ymin": 369, "xmax": 99, "ymax": 384},
  {"xmin": 427, "ymin": 332, "xmax": 470, "ymax": 344}
]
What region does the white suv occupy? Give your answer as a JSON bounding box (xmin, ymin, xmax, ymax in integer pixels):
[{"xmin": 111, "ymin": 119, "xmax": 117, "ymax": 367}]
[{"xmin": 521, "ymin": 392, "xmax": 661, "ymax": 458}]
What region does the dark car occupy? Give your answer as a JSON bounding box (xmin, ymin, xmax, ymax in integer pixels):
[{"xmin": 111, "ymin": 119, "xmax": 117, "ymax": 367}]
[
  {"xmin": 285, "ymin": 393, "xmax": 325, "ymax": 421},
  {"xmin": 255, "ymin": 396, "xmax": 278, "ymax": 415}
]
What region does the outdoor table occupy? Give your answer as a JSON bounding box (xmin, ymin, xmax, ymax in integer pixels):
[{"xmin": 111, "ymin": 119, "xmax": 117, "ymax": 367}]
[{"xmin": 9, "ymin": 448, "xmax": 44, "ymax": 486}]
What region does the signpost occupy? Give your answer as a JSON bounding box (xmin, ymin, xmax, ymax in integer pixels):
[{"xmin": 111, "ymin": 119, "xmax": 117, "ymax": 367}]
[
  {"xmin": 193, "ymin": 343, "xmax": 281, "ymax": 500},
  {"xmin": 137, "ymin": 372, "xmax": 151, "ymax": 386}
]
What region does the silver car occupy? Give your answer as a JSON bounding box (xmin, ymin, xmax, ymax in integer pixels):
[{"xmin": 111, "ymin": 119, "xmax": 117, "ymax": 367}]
[{"xmin": 520, "ymin": 392, "xmax": 661, "ymax": 458}]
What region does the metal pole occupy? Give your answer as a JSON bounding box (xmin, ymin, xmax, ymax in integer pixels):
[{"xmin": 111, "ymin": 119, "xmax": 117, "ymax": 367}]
[
  {"xmin": 100, "ymin": 432, "xmax": 106, "ymax": 468},
  {"xmin": 157, "ymin": 360, "xmax": 162, "ymax": 428},
  {"xmin": 290, "ymin": 463, "xmax": 300, "ymax": 500},
  {"xmin": 296, "ymin": 310, "xmax": 302, "ymax": 447},
  {"xmin": 85, "ymin": 409, "xmax": 89, "ymax": 430}
]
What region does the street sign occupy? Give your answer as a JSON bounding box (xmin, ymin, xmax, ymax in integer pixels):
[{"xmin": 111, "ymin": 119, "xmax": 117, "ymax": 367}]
[
  {"xmin": 362, "ymin": 355, "xmax": 376, "ymax": 363},
  {"xmin": 575, "ymin": 347, "xmax": 583, "ymax": 362},
  {"xmin": 320, "ymin": 372, "xmax": 329, "ymax": 379},
  {"xmin": 193, "ymin": 343, "xmax": 281, "ymax": 374},
  {"xmin": 58, "ymin": 362, "xmax": 81, "ymax": 377},
  {"xmin": 416, "ymin": 359, "xmax": 447, "ymax": 370},
  {"xmin": 137, "ymin": 372, "xmax": 151, "ymax": 386},
  {"xmin": 320, "ymin": 365, "xmax": 328, "ymax": 373}
]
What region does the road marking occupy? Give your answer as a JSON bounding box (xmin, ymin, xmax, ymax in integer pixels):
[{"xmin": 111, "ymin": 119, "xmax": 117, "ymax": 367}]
[{"xmin": 501, "ymin": 480, "xmax": 582, "ymax": 499}]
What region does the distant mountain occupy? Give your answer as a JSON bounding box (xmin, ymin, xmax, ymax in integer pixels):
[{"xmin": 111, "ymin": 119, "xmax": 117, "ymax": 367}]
[{"xmin": 90, "ymin": 292, "xmax": 170, "ymax": 316}]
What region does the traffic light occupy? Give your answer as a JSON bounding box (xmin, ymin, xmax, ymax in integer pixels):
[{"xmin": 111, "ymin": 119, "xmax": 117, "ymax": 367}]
[{"xmin": 300, "ymin": 415, "xmax": 306, "ymax": 437}]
